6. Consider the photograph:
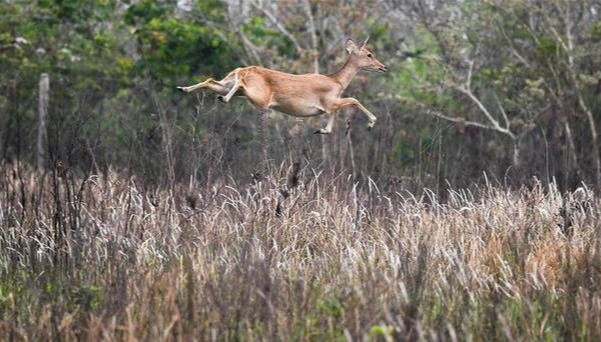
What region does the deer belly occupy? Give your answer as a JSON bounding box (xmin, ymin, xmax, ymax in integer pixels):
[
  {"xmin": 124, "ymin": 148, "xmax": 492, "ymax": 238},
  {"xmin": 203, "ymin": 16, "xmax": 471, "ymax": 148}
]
[{"xmin": 271, "ymin": 101, "xmax": 326, "ymax": 117}]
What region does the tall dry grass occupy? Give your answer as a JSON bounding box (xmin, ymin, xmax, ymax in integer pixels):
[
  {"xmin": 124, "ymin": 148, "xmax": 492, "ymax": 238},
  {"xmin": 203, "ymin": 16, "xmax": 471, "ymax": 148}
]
[{"xmin": 0, "ymin": 161, "xmax": 600, "ymax": 341}]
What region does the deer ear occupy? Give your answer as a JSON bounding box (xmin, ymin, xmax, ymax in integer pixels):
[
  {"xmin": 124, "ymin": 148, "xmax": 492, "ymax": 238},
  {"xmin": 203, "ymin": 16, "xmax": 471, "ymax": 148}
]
[
  {"xmin": 345, "ymin": 39, "xmax": 357, "ymax": 54},
  {"xmin": 360, "ymin": 36, "xmax": 370, "ymax": 49}
]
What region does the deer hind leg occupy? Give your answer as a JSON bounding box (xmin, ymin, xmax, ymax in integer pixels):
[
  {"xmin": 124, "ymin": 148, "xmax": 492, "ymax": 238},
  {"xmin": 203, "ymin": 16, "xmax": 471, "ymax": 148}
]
[
  {"xmin": 176, "ymin": 78, "xmax": 229, "ymax": 95},
  {"xmin": 240, "ymin": 75, "xmax": 272, "ymax": 110},
  {"xmin": 335, "ymin": 97, "xmax": 377, "ymax": 128},
  {"xmin": 218, "ymin": 71, "xmax": 246, "ymax": 103}
]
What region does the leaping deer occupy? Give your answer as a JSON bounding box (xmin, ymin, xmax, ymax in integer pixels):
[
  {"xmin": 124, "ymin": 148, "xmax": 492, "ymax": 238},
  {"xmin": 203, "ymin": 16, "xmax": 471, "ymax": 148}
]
[{"xmin": 176, "ymin": 38, "xmax": 387, "ymax": 134}]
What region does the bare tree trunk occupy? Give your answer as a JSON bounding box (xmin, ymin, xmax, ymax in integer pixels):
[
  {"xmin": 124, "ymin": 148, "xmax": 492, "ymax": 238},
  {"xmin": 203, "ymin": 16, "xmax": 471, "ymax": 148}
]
[
  {"xmin": 577, "ymin": 94, "xmax": 601, "ymax": 188},
  {"xmin": 551, "ymin": 3, "xmax": 601, "ymax": 187},
  {"xmin": 261, "ymin": 112, "xmax": 269, "ymax": 162},
  {"xmin": 321, "ymin": 135, "xmax": 328, "ymax": 165},
  {"xmin": 346, "ymin": 118, "xmax": 356, "ymax": 178},
  {"xmin": 37, "ymin": 73, "xmax": 49, "ymax": 171},
  {"xmin": 301, "ymin": 0, "xmax": 329, "ymax": 165},
  {"xmin": 562, "ymin": 116, "xmax": 581, "ymax": 179},
  {"xmin": 512, "ymin": 140, "xmax": 520, "ymax": 169},
  {"xmin": 302, "ymin": 0, "xmax": 319, "ymax": 74},
  {"xmin": 151, "ymin": 88, "xmax": 175, "ymax": 190}
]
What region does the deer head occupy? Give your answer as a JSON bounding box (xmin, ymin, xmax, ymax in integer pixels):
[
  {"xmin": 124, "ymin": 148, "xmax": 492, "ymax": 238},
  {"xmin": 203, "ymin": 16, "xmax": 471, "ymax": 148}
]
[{"xmin": 345, "ymin": 37, "xmax": 388, "ymax": 72}]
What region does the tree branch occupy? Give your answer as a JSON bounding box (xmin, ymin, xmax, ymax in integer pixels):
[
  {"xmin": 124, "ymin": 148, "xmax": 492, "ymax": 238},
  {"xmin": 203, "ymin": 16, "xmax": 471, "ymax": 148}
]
[
  {"xmin": 249, "ymin": 1, "xmax": 303, "ymax": 54},
  {"xmin": 238, "ymin": 29, "xmax": 262, "ymax": 65},
  {"xmin": 302, "ymin": 0, "xmax": 319, "ymax": 73},
  {"xmin": 426, "ymin": 110, "xmax": 492, "ymax": 131},
  {"xmin": 454, "ymin": 59, "xmax": 516, "ymax": 139},
  {"xmin": 493, "ymin": 93, "xmax": 510, "ymax": 129}
]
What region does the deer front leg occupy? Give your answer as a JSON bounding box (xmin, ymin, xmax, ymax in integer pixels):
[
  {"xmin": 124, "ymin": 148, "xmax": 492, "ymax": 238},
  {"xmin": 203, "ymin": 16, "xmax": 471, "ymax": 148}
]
[
  {"xmin": 177, "ymin": 78, "xmax": 229, "ymax": 94},
  {"xmin": 336, "ymin": 97, "xmax": 377, "ymax": 128}
]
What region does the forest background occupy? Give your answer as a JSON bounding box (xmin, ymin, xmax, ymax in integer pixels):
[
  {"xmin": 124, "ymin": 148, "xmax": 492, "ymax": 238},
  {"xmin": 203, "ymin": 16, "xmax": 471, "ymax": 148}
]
[{"xmin": 2, "ymin": 0, "xmax": 601, "ymax": 192}]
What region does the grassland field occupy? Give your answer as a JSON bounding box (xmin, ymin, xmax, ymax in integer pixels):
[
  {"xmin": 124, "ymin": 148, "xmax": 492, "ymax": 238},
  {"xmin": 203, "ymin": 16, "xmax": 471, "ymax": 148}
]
[{"xmin": 1, "ymin": 162, "xmax": 600, "ymax": 341}]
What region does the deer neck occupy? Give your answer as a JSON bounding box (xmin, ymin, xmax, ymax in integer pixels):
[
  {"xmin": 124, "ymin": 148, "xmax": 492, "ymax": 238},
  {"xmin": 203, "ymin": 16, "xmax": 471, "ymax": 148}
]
[{"xmin": 331, "ymin": 56, "xmax": 360, "ymax": 90}]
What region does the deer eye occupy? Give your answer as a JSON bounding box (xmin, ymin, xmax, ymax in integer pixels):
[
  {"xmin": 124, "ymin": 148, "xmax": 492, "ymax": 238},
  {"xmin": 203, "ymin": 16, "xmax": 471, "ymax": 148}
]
[{"xmin": 367, "ymin": 53, "xmax": 373, "ymax": 58}]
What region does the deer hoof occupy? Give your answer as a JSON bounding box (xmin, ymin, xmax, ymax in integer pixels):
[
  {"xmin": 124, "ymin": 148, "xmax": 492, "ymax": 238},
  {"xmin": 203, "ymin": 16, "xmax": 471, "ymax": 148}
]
[
  {"xmin": 217, "ymin": 95, "xmax": 225, "ymax": 102},
  {"xmin": 367, "ymin": 120, "xmax": 376, "ymax": 130},
  {"xmin": 176, "ymin": 86, "xmax": 187, "ymax": 93},
  {"xmin": 314, "ymin": 129, "xmax": 329, "ymax": 134}
]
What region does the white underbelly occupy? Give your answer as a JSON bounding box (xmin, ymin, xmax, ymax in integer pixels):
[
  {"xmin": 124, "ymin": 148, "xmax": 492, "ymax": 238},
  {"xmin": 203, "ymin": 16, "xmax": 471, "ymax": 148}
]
[
  {"xmin": 270, "ymin": 98, "xmax": 326, "ymax": 117},
  {"xmin": 272, "ymin": 106, "xmax": 324, "ymax": 117}
]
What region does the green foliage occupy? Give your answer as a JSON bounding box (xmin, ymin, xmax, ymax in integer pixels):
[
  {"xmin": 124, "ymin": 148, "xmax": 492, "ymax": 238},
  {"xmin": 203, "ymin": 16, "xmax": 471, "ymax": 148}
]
[
  {"xmin": 124, "ymin": 0, "xmax": 171, "ymax": 25},
  {"xmin": 73, "ymin": 284, "xmax": 103, "ymax": 311},
  {"xmin": 394, "ymin": 26, "xmax": 459, "ymax": 120},
  {"xmin": 368, "ymin": 324, "xmax": 395, "ymax": 341},
  {"xmin": 126, "ymin": 0, "xmax": 239, "ymax": 82},
  {"xmin": 243, "ymin": 16, "xmax": 297, "ymax": 58}
]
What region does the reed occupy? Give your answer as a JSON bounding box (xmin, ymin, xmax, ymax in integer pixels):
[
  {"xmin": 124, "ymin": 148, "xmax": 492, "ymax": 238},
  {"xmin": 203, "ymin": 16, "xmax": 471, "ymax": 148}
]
[{"xmin": 0, "ymin": 162, "xmax": 599, "ymax": 341}]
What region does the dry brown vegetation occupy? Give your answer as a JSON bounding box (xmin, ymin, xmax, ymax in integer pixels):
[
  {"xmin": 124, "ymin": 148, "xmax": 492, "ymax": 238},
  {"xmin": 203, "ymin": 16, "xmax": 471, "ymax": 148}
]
[{"xmin": 1, "ymin": 162, "xmax": 601, "ymax": 341}]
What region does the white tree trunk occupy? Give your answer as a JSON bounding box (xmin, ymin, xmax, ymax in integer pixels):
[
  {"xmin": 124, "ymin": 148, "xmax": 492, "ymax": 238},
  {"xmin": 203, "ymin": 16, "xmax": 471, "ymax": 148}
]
[{"xmin": 37, "ymin": 73, "xmax": 49, "ymax": 171}]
